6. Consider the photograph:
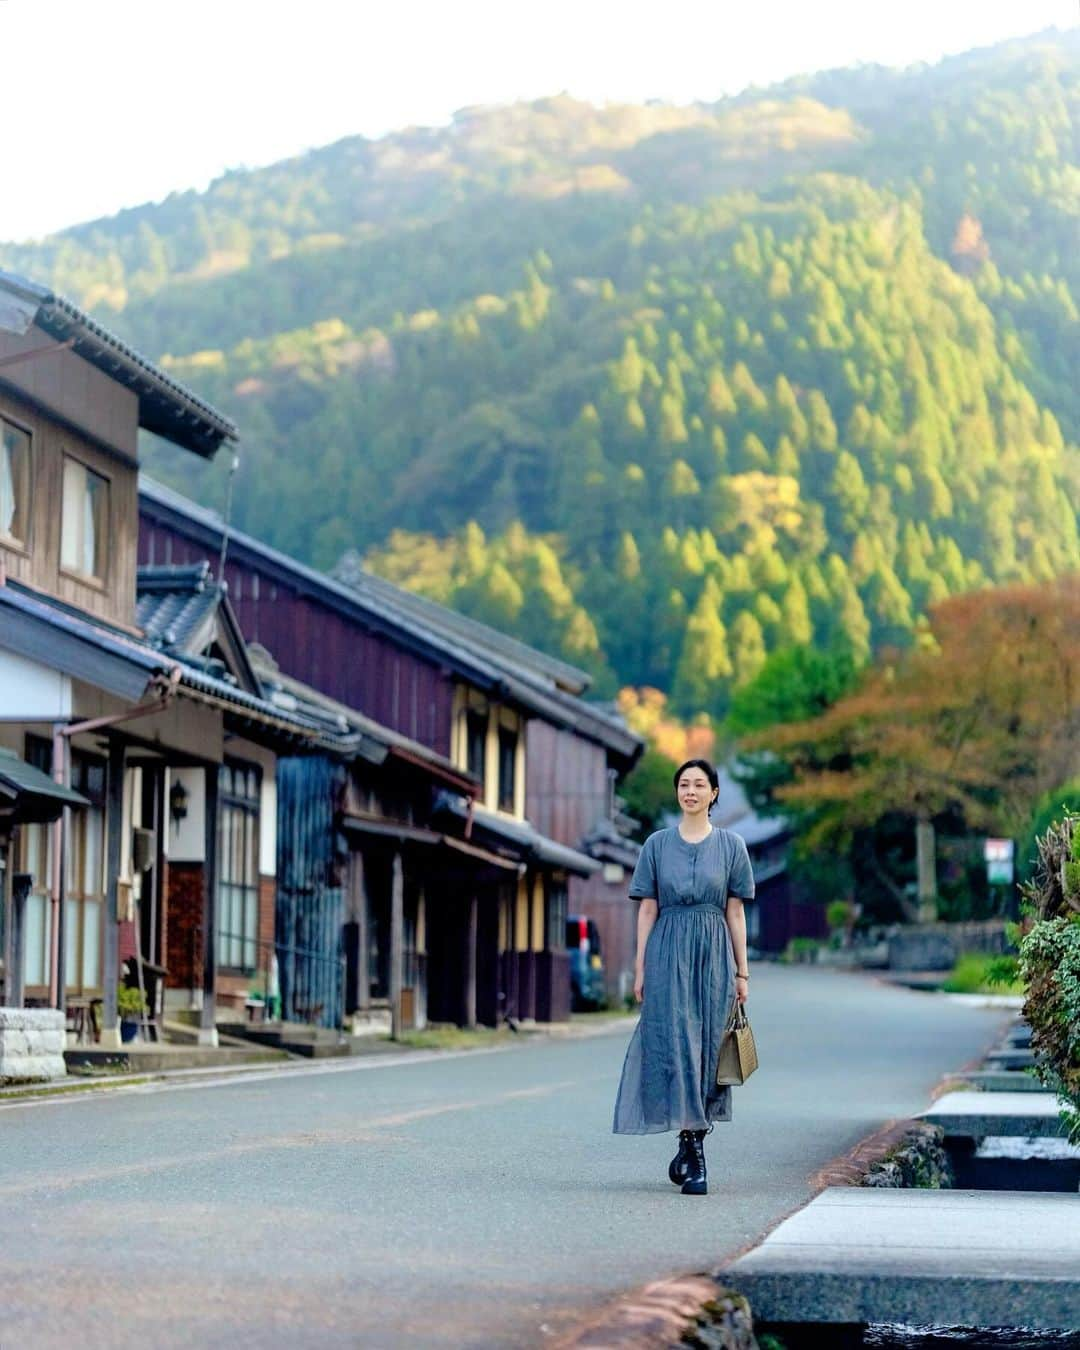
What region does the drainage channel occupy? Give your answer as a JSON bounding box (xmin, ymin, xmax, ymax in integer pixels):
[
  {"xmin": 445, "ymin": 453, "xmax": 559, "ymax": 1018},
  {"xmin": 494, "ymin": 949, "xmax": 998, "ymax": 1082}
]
[
  {"xmin": 727, "ymin": 1017, "xmax": 1080, "ymax": 1350},
  {"xmin": 753, "ymin": 1327, "xmax": 1079, "ymax": 1349}
]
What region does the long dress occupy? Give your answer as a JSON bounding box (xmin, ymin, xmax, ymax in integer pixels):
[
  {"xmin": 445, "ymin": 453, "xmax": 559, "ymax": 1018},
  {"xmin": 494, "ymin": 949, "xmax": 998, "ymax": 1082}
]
[{"xmin": 612, "ymin": 825, "xmax": 755, "ymax": 1135}]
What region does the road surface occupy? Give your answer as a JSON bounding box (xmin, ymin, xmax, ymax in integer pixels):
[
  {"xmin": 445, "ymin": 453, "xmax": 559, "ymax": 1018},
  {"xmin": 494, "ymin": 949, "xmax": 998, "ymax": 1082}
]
[{"xmin": 0, "ymin": 965, "xmax": 1009, "ymax": 1348}]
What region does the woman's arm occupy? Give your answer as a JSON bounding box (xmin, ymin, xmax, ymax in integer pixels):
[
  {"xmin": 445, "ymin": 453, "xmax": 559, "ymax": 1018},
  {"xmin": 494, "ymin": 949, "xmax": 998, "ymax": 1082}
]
[
  {"xmin": 727, "ymin": 897, "xmax": 750, "ymax": 1004},
  {"xmin": 633, "ymin": 899, "xmax": 658, "ymax": 1003}
]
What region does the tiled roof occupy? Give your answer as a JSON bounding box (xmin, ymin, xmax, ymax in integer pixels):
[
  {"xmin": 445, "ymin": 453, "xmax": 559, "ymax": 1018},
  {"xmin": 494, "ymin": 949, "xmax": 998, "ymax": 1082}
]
[
  {"xmin": 580, "ymin": 816, "xmax": 641, "ymax": 868},
  {"xmin": 0, "ymin": 582, "xmax": 344, "ymax": 749},
  {"xmin": 138, "ymin": 477, "xmax": 644, "ymax": 765},
  {"xmin": 715, "ymin": 767, "xmax": 790, "ymax": 850},
  {"xmin": 136, "ymin": 562, "xmax": 221, "ymax": 651},
  {"xmin": 333, "ymin": 550, "xmax": 591, "ymax": 695},
  {"xmin": 0, "ymin": 270, "xmax": 237, "ymax": 458}
]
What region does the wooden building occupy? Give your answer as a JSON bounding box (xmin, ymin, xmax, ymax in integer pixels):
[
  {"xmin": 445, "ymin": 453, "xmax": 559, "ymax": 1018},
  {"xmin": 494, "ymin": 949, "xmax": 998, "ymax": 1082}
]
[
  {"xmin": 713, "ymin": 768, "xmax": 828, "ymax": 955},
  {"xmin": 0, "ymin": 269, "xmax": 338, "ymax": 1047},
  {"xmin": 139, "ymin": 479, "xmax": 644, "ymax": 1023}
]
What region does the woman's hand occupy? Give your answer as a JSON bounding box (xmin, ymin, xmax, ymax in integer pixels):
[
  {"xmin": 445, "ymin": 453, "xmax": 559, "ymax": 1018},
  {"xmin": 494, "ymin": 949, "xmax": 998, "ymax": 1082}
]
[
  {"xmin": 633, "ymin": 962, "xmax": 645, "ymax": 1003},
  {"xmin": 734, "ymin": 974, "xmax": 749, "ymax": 1005}
]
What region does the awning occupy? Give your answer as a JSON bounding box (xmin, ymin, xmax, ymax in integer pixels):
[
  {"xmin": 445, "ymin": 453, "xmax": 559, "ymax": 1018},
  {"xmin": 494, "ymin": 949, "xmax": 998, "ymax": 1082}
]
[
  {"xmin": 436, "ymin": 796, "xmax": 600, "ymax": 878},
  {"xmin": 342, "ymin": 812, "xmax": 522, "ymax": 873},
  {"xmin": 0, "ymin": 748, "xmax": 88, "ymax": 826}
]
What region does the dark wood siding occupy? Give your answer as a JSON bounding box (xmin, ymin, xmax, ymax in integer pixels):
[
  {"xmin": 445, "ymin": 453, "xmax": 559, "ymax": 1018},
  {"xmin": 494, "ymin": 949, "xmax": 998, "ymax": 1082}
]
[
  {"xmin": 138, "ymin": 515, "xmax": 454, "ymax": 754},
  {"xmin": 526, "ymin": 719, "xmax": 608, "ymax": 846}
]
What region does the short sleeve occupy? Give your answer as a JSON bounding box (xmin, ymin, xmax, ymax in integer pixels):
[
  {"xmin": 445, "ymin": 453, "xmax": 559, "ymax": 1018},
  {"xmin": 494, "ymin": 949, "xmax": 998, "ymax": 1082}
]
[
  {"xmin": 728, "ymin": 835, "xmax": 755, "ymax": 901},
  {"xmin": 627, "ymin": 833, "xmax": 658, "ymax": 900}
]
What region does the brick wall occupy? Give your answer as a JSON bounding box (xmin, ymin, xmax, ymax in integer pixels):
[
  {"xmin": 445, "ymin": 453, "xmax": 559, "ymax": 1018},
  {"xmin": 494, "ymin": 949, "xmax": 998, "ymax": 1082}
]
[{"xmin": 166, "ymin": 862, "xmax": 204, "ymax": 990}]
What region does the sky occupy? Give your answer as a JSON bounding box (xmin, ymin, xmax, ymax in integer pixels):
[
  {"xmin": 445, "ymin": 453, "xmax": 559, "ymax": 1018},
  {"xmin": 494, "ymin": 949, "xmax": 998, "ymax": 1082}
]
[{"xmin": 2, "ymin": 0, "xmax": 1076, "ymax": 241}]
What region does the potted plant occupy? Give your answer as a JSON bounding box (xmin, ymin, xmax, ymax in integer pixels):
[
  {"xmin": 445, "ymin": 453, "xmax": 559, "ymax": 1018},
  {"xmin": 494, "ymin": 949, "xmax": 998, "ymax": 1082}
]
[{"xmin": 117, "ymin": 984, "xmax": 146, "ymax": 1043}]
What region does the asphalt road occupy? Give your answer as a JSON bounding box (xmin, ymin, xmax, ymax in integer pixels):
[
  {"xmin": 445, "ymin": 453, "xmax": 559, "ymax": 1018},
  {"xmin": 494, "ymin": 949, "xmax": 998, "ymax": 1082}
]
[{"xmin": 0, "ymin": 966, "xmax": 1011, "ymax": 1349}]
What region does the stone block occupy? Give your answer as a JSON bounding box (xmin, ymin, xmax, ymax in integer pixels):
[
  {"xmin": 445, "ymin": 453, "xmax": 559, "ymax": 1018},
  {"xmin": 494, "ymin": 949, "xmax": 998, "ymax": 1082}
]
[
  {"xmin": 0, "ymin": 1051, "xmax": 66, "ymax": 1082},
  {"xmin": 0, "ymin": 1008, "xmax": 67, "ymax": 1083},
  {"xmin": 887, "ymin": 927, "xmax": 956, "ymax": 971},
  {"xmin": 919, "ymin": 1090, "xmax": 1067, "ymax": 1139},
  {"xmin": 722, "ymin": 1188, "xmax": 1080, "ymax": 1330}
]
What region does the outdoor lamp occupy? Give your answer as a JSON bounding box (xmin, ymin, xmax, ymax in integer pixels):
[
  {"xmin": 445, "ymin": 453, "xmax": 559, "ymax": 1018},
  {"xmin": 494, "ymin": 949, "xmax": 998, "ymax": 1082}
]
[{"xmin": 169, "ymin": 778, "xmax": 189, "ymax": 827}]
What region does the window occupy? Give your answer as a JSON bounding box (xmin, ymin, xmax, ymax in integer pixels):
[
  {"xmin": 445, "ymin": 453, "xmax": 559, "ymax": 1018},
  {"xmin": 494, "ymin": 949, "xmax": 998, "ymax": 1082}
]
[
  {"xmin": 17, "ymin": 737, "xmax": 55, "ymax": 990},
  {"xmin": 60, "ymin": 456, "xmax": 109, "ymax": 582},
  {"xmin": 0, "ymin": 417, "xmax": 30, "ymax": 546},
  {"xmin": 63, "ymin": 751, "xmax": 107, "ymax": 996},
  {"xmin": 11, "ymin": 737, "xmax": 103, "ymax": 995},
  {"xmin": 547, "ymin": 879, "xmax": 569, "ymax": 952},
  {"xmin": 465, "ymin": 709, "xmax": 487, "ymax": 785},
  {"xmin": 497, "ymin": 725, "xmax": 517, "ymax": 813},
  {"xmin": 217, "ymin": 761, "xmax": 261, "ymax": 972}
]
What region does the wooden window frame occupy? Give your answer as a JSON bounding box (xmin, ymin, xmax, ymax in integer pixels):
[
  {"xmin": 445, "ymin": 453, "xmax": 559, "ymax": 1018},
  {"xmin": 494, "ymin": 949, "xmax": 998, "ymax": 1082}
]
[
  {"xmin": 497, "ymin": 724, "xmax": 517, "ymax": 814},
  {"xmin": 465, "ymin": 707, "xmax": 488, "ymax": 788},
  {"xmin": 0, "ymin": 412, "xmax": 33, "ymax": 555},
  {"xmin": 59, "ymin": 452, "xmax": 111, "ymax": 590},
  {"xmin": 216, "ymin": 760, "xmax": 262, "ymax": 975}
]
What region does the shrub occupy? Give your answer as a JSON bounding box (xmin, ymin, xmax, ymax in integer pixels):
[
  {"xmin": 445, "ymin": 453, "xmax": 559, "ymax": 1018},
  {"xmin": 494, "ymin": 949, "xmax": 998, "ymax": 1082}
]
[
  {"xmin": 1018, "ymin": 815, "xmax": 1080, "ymax": 1143},
  {"xmin": 942, "ymin": 952, "xmax": 1023, "ymax": 995},
  {"xmin": 825, "ymin": 899, "xmax": 853, "ymax": 931},
  {"xmin": 780, "ymin": 936, "xmax": 823, "ymax": 963}
]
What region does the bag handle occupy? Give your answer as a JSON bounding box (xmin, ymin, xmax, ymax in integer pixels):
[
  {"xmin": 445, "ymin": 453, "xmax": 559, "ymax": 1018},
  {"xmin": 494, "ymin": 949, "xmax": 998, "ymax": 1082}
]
[{"xmin": 727, "ymin": 999, "xmax": 748, "ymax": 1030}]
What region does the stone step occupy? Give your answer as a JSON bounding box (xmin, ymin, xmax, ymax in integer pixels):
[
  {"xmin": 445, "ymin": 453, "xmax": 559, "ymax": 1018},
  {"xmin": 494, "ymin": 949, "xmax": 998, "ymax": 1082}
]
[
  {"xmin": 952, "ymin": 1070, "xmax": 1050, "ymax": 1093},
  {"xmin": 722, "ymin": 1187, "xmax": 1080, "ymax": 1331},
  {"xmin": 918, "ymin": 1090, "xmax": 1068, "ymax": 1140},
  {"xmin": 1004, "ymin": 1022, "xmax": 1032, "ymax": 1048},
  {"xmin": 984, "ymin": 1047, "xmax": 1037, "ymax": 1069},
  {"xmin": 65, "ymin": 1044, "xmax": 289, "ymax": 1073},
  {"xmin": 221, "ymin": 1022, "xmax": 352, "ymax": 1059}
]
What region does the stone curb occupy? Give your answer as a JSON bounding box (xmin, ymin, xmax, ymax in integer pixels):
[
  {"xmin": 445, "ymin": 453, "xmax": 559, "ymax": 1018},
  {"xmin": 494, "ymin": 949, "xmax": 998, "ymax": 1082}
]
[
  {"xmin": 551, "ymin": 1274, "xmax": 738, "ymax": 1349},
  {"xmin": 552, "ymin": 1109, "xmax": 954, "ymax": 1349}
]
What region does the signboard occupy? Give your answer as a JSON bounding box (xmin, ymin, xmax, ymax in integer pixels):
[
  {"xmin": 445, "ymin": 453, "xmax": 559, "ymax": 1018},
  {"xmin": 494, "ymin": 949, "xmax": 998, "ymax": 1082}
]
[{"xmin": 984, "ymin": 837, "xmax": 1015, "ymax": 885}]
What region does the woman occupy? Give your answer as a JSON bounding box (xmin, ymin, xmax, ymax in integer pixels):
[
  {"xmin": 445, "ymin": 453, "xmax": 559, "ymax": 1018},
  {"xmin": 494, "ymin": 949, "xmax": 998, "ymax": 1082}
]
[{"xmin": 612, "ymin": 757, "xmax": 755, "ymax": 1196}]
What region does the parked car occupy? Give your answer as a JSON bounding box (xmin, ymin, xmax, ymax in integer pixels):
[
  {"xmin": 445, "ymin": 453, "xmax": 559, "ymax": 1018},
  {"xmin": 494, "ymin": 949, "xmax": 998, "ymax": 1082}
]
[{"xmin": 566, "ymin": 915, "xmax": 606, "ymax": 1010}]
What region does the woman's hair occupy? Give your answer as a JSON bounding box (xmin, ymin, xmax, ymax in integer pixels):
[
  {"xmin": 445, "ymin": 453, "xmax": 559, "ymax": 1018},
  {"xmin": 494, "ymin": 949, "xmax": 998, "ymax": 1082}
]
[{"xmin": 673, "ymin": 758, "xmax": 720, "ymax": 806}]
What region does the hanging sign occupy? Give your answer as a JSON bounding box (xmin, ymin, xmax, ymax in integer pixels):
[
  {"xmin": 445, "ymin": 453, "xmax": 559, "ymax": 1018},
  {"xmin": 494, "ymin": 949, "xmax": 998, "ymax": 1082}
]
[{"xmin": 984, "ymin": 837, "xmax": 1014, "ymax": 885}]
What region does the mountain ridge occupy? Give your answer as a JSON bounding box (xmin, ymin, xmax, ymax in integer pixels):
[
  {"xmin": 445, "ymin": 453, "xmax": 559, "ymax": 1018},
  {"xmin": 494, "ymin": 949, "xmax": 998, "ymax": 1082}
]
[{"xmin": 2, "ymin": 28, "xmax": 1077, "ymax": 719}]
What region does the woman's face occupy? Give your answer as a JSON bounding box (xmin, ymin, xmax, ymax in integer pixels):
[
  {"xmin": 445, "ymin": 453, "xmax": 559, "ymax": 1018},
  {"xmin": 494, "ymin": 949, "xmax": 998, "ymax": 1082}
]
[{"xmin": 677, "ymin": 768, "xmax": 715, "ymax": 816}]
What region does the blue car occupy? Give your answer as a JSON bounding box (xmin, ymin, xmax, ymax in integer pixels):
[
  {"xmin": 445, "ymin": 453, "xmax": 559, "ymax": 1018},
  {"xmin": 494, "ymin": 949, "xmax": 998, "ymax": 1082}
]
[{"xmin": 567, "ymin": 915, "xmax": 606, "ymax": 1010}]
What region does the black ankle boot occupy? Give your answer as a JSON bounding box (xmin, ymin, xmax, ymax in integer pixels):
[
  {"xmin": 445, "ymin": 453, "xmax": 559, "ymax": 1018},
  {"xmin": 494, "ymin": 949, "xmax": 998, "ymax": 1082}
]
[
  {"xmin": 681, "ymin": 1129, "xmax": 708, "ymax": 1195},
  {"xmin": 668, "ymin": 1130, "xmax": 694, "ymax": 1185}
]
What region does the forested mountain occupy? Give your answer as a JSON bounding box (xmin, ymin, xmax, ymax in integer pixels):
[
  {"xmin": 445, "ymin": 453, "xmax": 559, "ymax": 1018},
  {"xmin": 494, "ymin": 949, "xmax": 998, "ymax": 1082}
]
[{"xmin": 4, "ymin": 30, "xmax": 1078, "ymax": 717}]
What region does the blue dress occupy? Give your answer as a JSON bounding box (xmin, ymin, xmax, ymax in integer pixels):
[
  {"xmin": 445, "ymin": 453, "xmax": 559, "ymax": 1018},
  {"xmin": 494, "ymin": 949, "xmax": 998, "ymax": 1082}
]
[{"xmin": 612, "ymin": 826, "xmax": 756, "ymax": 1134}]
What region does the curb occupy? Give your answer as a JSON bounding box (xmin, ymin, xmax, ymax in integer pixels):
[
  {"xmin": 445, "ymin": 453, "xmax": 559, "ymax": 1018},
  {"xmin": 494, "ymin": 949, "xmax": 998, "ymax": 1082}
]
[
  {"xmin": 0, "ymin": 1014, "xmax": 637, "ymax": 1105},
  {"xmin": 552, "ymin": 1274, "xmax": 731, "ymax": 1349},
  {"xmin": 551, "ymin": 1109, "xmax": 955, "ymax": 1349}
]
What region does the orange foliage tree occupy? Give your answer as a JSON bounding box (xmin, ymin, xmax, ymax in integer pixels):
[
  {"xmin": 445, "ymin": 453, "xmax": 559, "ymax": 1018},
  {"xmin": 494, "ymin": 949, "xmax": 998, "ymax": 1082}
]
[
  {"xmin": 616, "ymin": 686, "xmax": 716, "ymax": 764},
  {"xmin": 745, "ymin": 577, "xmax": 1080, "ymax": 920}
]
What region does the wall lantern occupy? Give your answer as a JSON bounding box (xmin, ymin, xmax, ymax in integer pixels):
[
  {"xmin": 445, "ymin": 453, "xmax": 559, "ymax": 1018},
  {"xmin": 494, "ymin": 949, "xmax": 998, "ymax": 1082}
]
[{"xmin": 169, "ymin": 778, "xmax": 189, "ymax": 828}]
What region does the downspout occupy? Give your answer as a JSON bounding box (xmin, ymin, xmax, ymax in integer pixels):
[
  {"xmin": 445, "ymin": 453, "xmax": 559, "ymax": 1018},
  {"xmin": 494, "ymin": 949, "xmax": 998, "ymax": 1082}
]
[{"xmin": 47, "ymin": 666, "xmax": 181, "ymax": 1008}]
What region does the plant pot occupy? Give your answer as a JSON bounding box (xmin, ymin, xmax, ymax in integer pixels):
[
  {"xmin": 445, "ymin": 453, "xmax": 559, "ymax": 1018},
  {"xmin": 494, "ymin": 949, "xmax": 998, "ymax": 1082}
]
[{"xmin": 120, "ymin": 1019, "xmax": 139, "ymax": 1044}]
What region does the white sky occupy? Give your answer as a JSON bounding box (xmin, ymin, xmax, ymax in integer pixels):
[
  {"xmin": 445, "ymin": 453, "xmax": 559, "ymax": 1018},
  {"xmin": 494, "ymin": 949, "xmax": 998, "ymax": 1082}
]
[{"xmin": 2, "ymin": 0, "xmax": 1076, "ymax": 241}]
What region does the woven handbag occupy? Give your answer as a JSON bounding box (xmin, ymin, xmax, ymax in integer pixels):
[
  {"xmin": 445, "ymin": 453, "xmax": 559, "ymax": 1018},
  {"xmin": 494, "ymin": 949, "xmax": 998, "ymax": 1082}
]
[{"xmin": 715, "ymin": 999, "xmax": 758, "ymax": 1086}]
